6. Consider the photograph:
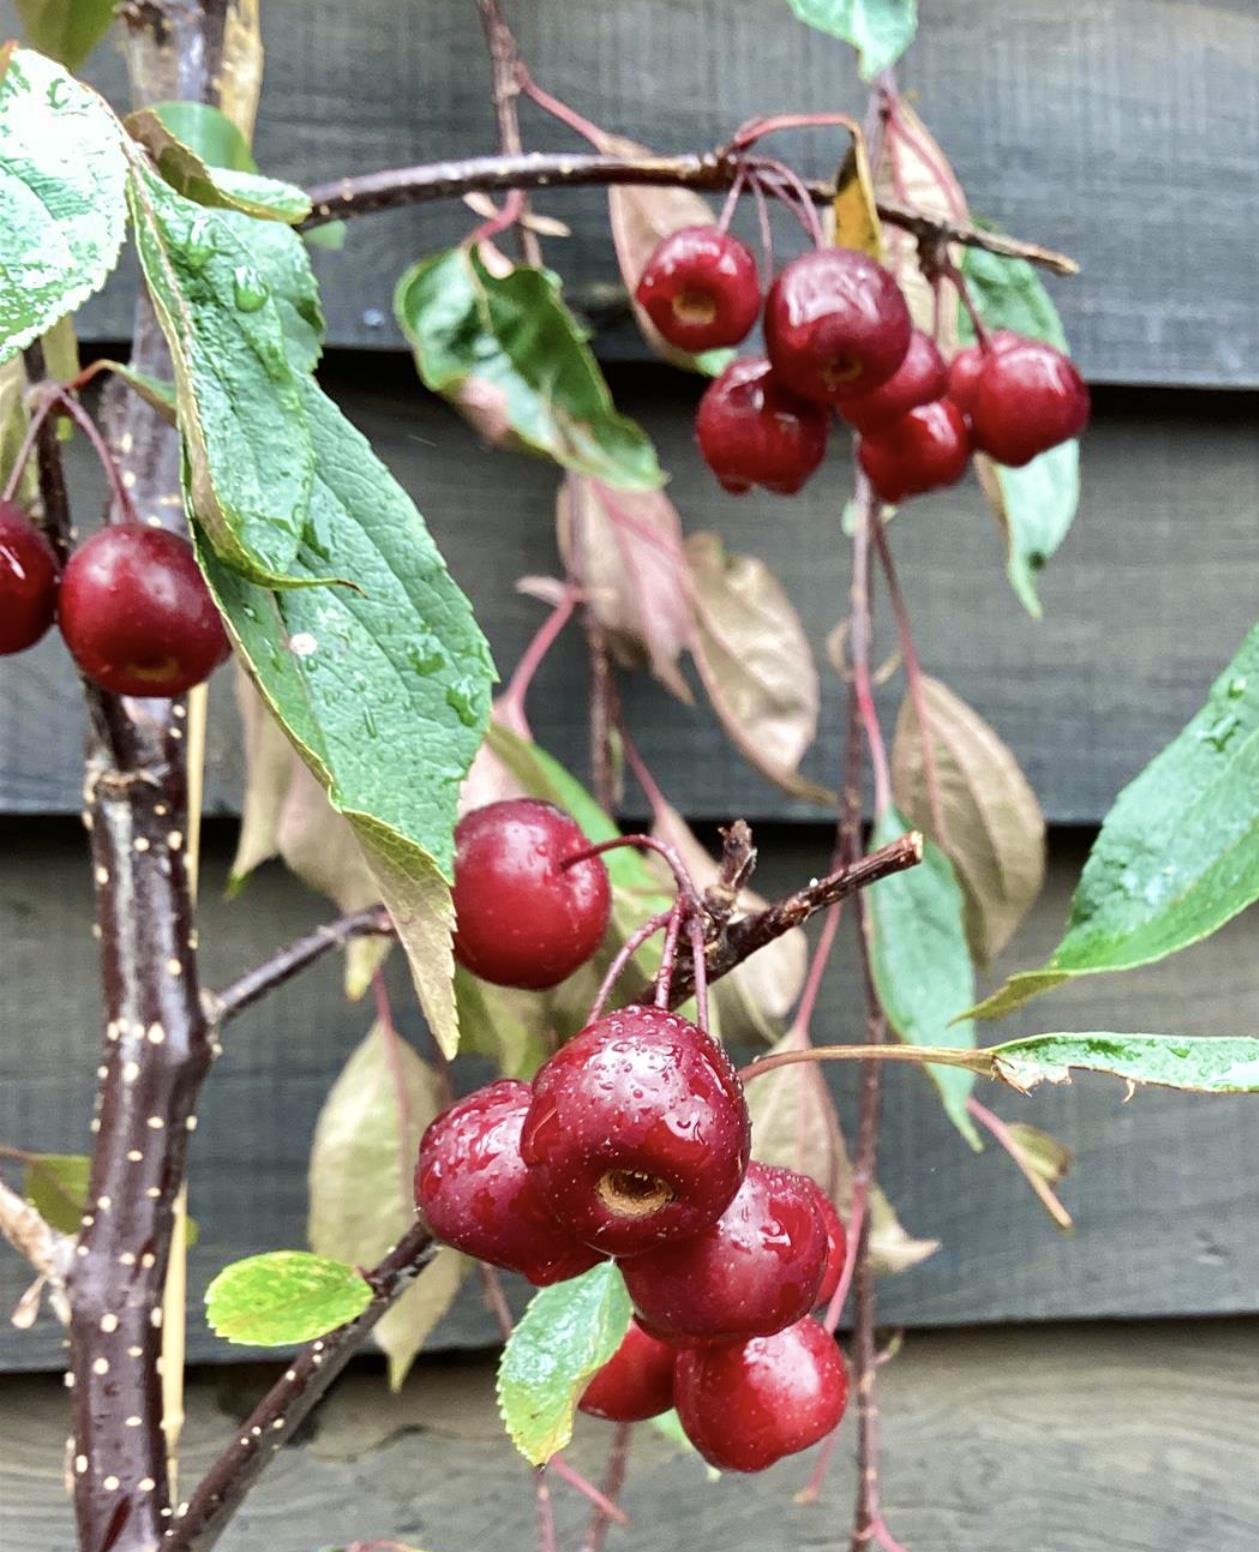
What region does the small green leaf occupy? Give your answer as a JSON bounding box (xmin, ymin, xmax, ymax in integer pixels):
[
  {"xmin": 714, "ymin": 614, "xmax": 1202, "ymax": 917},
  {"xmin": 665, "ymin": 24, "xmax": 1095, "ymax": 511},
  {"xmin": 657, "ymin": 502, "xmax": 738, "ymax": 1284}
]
[
  {"xmin": 959, "ymin": 243, "xmax": 1069, "ymax": 352},
  {"xmin": 146, "ymin": 101, "xmax": 257, "ymax": 173},
  {"xmin": 305, "ymin": 219, "xmax": 348, "ymax": 252},
  {"xmin": 989, "ymin": 1033, "xmax": 1259, "ymax": 1096},
  {"xmin": 971, "ymin": 625, "xmax": 1259, "ymax": 1020},
  {"xmin": 866, "ymin": 808, "xmax": 980, "ymax": 1147},
  {"xmin": 0, "ymin": 47, "xmax": 129, "ymax": 364},
  {"xmin": 206, "ymin": 1250, "xmax": 371, "ymax": 1346},
  {"xmin": 199, "ymin": 377, "xmax": 494, "ymax": 1056},
  {"xmin": 127, "ymin": 107, "xmax": 311, "ymax": 223},
  {"xmin": 784, "ymin": 0, "xmax": 917, "ymax": 77},
  {"xmin": 23, "ymin": 1153, "xmax": 89, "ymax": 1234},
  {"xmin": 127, "ymin": 159, "xmax": 314, "ymax": 583},
  {"xmin": 15, "ymin": 0, "xmax": 117, "ymax": 70},
  {"xmin": 95, "ymin": 361, "xmax": 177, "ymax": 422},
  {"xmin": 497, "ymin": 1262, "xmax": 631, "ymax": 1465},
  {"xmin": 396, "ymin": 248, "xmax": 663, "ymax": 490}
]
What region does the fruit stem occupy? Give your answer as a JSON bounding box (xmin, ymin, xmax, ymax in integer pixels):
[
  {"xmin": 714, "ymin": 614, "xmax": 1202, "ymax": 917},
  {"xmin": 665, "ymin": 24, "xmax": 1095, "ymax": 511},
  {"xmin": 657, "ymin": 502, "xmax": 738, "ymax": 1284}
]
[
  {"xmin": 729, "ymin": 110, "xmax": 864, "ymax": 151},
  {"xmin": 515, "ymin": 61, "xmax": 608, "ymax": 149},
  {"xmin": 587, "ymin": 907, "xmax": 674, "ymax": 1023},
  {"xmin": 945, "ymin": 256, "xmax": 992, "ymax": 350},
  {"xmin": 850, "ymin": 485, "xmax": 894, "ymax": 819},
  {"xmin": 748, "ymin": 154, "xmax": 826, "ymax": 247},
  {"xmin": 50, "ymin": 389, "xmax": 144, "ymax": 528},
  {"xmin": 534, "ymin": 1467, "xmax": 559, "ymax": 1552},
  {"xmin": 498, "ymin": 584, "xmax": 580, "ymax": 737},
  {"xmin": 579, "ymin": 1421, "xmax": 634, "ymax": 1552},
  {"xmin": 716, "ymin": 159, "xmax": 748, "ymax": 233},
  {"xmin": 464, "ymin": 186, "xmax": 526, "ymax": 248},
  {"xmin": 563, "ymin": 832, "xmax": 703, "ymax": 913},
  {"xmin": 1, "ymin": 384, "xmax": 62, "ymax": 508},
  {"xmin": 654, "ymin": 897, "xmax": 687, "ymax": 1008},
  {"xmin": 687, "ymin": 908, "xmax": 710, "ymax": 1033}
]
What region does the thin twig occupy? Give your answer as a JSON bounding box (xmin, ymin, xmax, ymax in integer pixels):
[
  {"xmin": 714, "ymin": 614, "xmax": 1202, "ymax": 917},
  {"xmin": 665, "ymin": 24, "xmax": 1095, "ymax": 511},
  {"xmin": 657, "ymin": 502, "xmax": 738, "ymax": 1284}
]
[
  {"xmin": 476, "ymin": 0, "xmax": 544, "ymax": 267},
  {"xmin": 967, "ymin": 1095, "xmax": 1073, "ymax": 1231},
  {"xmin": 212, "ymin": 906, "xmax": 394, "ymax": 1025},
  {"xmin": 580, "ymin": 1421, "xmax": 634, "ymax": 1552}
]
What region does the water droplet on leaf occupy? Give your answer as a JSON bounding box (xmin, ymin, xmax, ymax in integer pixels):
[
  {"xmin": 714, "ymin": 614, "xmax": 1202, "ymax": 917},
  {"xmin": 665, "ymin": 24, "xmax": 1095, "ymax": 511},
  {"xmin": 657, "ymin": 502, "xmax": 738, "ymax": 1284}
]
[
  {"xmin": 445, "ymin": 679, "xmax": 480, "ymax": 727},
  {"xmin": 232, "ymin": 265, "xmax": 270, "ymax": 313}
]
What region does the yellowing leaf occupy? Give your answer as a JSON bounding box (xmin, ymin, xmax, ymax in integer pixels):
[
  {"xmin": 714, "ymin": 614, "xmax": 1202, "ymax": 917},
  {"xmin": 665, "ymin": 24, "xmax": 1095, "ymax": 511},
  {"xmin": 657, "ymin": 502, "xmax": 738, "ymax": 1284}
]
[
  {"xmin": 891, "ymin": 676, "xmax": 1045, "ymax": 963},
  {"xmin": 832, "ymin": 135, "xmax": 882, "ymax": 259},
  {"xmin": 686, "ymin": 532, "xmax": 832, "ymax": 806}
]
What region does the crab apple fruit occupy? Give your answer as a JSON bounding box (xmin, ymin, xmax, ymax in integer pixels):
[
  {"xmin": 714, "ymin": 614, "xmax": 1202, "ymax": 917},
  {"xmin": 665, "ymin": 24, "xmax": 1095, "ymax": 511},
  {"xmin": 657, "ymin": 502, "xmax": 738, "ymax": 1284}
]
[
  {"xmin": 622, "ymin": 1162, "xmax": 829, "ymax": 1344},
  {"xmin": 0, "ymin": 501, "xmax": 58, "ymax": 655},
  {"xmin": 839, "ymin": 328, "xmax": 948, "ymax": 434},
  {"xmin": 799, "ymin": 1179, "xmax": 847, "ymax": 1306},
  {"xmin": 57, "ymin": 523, "xmax": 230, "ymax": 696},
  {"xmin": 970, "ymin": 338, "xmax": 1090, "ymax": 467},
  {"xmin": 521, "ymin": 1006, "xmax": 751, "ymax": 1256},
  {"xmin": 451, "ymin": 798, "xmax": 611, "ymax": 990},
  {"xmin": 635, "ymin": 226, "xmax": 761, "ymax": 353},
  {"xmin": 415, "ymin": 1080, "xmax": 603, "ymax": 1286},
  {"xmin": 857, "ymin": 397, "xmax": 971, "ymax": 504},
  {"xmin": 579, "ymin": 1318, "xmax": 677, "ymax": 1422},
  {"xmin": 674, "ymin": 1317, "xmax": 849, "ymax": 1473},
  {"xmin": 945, "ymin": 330, "xmax": 1020, "ymax": 414},
  {"xmin": 764, "ymin": 248, "xmax": 911, "ymax": 406},
  {"xmin": 695, "ymin": 356, "xmax": 829, "ymax": 496}
]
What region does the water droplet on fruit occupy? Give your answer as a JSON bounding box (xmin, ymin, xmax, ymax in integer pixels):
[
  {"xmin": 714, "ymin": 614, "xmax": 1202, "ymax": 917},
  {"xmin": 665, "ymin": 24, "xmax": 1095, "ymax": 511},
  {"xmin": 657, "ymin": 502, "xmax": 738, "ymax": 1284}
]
[{"xmin": 232, "ymin": 265, "xmax": 270, "ymax": 313}]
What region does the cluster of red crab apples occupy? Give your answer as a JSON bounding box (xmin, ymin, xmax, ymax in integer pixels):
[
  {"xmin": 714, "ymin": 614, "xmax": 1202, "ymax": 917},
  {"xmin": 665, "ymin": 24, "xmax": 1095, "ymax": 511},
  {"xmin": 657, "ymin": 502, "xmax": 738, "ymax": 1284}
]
[
  {"xmin": 0, "ymin": 500, "xmax": 230, "ymax": 692},
  {"xmin": 417, "ymin": 798, "xmax": 850, "ymax": 1473},
  {"xmin": 634, "ymin": 225, "xmax": 1090, "ymax": 501}
]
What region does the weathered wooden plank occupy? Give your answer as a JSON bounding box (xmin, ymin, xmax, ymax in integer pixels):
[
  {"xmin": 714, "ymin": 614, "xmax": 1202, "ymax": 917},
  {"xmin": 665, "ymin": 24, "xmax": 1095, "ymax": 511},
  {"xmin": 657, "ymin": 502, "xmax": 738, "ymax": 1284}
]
[
  {"xmin": 2, "ymin": 824, "xmax": 1257, "ymax": 1371},
  {"xmin": 4, "ymin": 1322, "xmax": 1259, "ymax": 1550},
  {"xmin": 2, "ymin": 365, "xmax": 1256, "ymax": 824},
  {"xmin": 2, "ymin": 0, "xmax": 1256, "ymax": 384}
]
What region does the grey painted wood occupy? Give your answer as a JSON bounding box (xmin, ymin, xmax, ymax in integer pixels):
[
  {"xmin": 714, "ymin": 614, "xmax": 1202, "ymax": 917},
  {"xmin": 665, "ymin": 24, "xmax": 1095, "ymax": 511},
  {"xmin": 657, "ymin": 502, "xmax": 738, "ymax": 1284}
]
[
  {"xmin": 2, "ymin": 0, "xmax": 1256, "ymax": 384},
  {"xmin": 2, "ymin": 823, "xmax": 1257, "ymax": 1371},
  {"xmin": 2, "ymin": 366, "xmax": 1257, "ymax": 825},
  {"xmin": 4, "ymin": 1322, "xmax": 1259, "ymax": 1550}
]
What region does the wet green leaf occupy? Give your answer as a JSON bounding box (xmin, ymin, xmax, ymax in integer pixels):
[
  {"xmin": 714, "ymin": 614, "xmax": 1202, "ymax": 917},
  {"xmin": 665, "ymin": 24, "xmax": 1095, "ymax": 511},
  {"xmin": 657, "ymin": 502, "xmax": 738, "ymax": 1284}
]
[
  {"xmin": 785, "ymin": 0, "xmax": 917, "ymax": 77},
  {"xmin": 206, "ymin": 1251, "xmax": 371, "ymax": 1346},
  {"xmin": 15, "ymin": 0, "xmax": 116, "ymax": 71},
  {"xmin": 127, "ymin": 106, "xmax": 311, "ymax": 223},
  {"xmin": 989, "ymin": 1032, "xmax": 1259, "ymax": 1096}
]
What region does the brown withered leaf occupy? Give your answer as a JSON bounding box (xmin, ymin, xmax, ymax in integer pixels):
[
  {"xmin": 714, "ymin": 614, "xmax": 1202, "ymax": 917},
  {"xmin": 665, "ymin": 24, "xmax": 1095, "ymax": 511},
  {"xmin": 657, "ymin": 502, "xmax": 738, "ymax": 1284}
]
[
  {"xmin": 594, "ymin": 129, "xmax": 728, "ymax": 373},
  {"xmin": 832, "ymin": 134, "xmax": 883, "ymax": 259},
  {"xmin": 650, "ymin": 801, "xmax": 806, "ymax": 1044},
  {"xmin": 229, "ymin": 670, "xmax": 295, "ymax": 888},
  {"xmin": 874, "ymin": 99, "xmax": 969, "ymax": 351},
  {"xmin": 748, "ymin": 1028, "xmax": 938, "ymax": 1275},
  {"xmin": 1005, "ymin": 1122, "xmax": 1073, "ymax": 1188},
  {"xmin": 686, "ymin": 532, "xmax": 833, "ymax": 805},
  {"xmin": 558, "ymin": 473, "xmax": 694, "ymax": 701},
  {"xmin": 891, "ymin": 675, "xmax": 1045, "ymax": 964},
  {"xmin": 308, "ymin": 1023, "xmax": 464, "ymax": 1390}
]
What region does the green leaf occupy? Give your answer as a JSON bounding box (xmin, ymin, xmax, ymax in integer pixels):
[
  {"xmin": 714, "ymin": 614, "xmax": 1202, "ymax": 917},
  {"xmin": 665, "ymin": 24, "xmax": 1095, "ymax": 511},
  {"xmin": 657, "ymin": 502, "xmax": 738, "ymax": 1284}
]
[
  {"xmin": 14, "ymin": 0, "xmax": 116, "ymax": 70},
  {"xmin": 304, "ymin": 218, "xmax": 348, "ymax": 252},
  {"xmin": 213, "ymin": 209, "xmax": 326, "ymax": 375},
  {"xmin": 971, "ymin": 626, "xmax": 1259, "ymax": 1020},
  {"xmin": 146, "ymin": 101, "xmax": 257, "ymax": 173},
  {"xmin": 206, "ymin": 1250, "xmax": 371, "ymax": 1346},
  {"xmin": 395, "ymin": 248, "xmax": 663, "ymax": 490},
  {"xmin": 988, "ymin": 1033, "xmax": 1259, "ymax": 1096},
  {"xmin": 865, "ymin": 808, "xmax": 980, "ymax": 1147},
  {"xmin": 784, "ymin": 0, "xmax": 917, "ymax": 77},
  {"xmin": 94, "ymin": 361, "xmax": 177, "ymax": 422},
  {"xmin": 0, "ymin": 46, "xmax": 128, "ymax": 363},
  {"xmin": 497, "ymin": 1262, "xmax": 631, "ymax": 1465},
  {"xmin": 126, "ymin": 107, "xmax": 311, "ymax": 223},
  {"xmin": 959, "ymin": 242, "xmax": 1077, "ymax": 619},
  {"xmin": 199, "ymin": 376, "xmax": 494, "ymax": 1056},
  {"xmin": 127, "ymin": 160, "xmax": 315, "ymax": 583},
  {"xmin": 455, "ymin": 967, "xmax": 553, "ymax": 1080},
  {"xmin": 23, "ymin": 1152, "xmax": 89, "ymax": 1234}
]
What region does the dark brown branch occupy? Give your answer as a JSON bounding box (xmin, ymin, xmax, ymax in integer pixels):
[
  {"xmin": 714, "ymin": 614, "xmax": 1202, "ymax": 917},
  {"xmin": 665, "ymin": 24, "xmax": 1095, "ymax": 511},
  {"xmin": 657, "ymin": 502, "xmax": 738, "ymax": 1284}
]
[
  {"xmin": 583, "ymin": 613, "xmax": 619, "ymax": 813},
  {"xmin": 211, "ymin": 906, "xmax": 395, "ymax": 1024},
  {"xmin": 163, "ymin": 1222, "xmax": 438, "ymax": 1552},
  {"xmin": 302, "ymin": 151, "xmax": 1077, "ymax": 274},
  {"xmin": 702, "ymin": 819, "xmax": 757, "ymax": 930},
  {"xmin": 476, "ymin": 0, "xmax": 543, "ymax": 268}
]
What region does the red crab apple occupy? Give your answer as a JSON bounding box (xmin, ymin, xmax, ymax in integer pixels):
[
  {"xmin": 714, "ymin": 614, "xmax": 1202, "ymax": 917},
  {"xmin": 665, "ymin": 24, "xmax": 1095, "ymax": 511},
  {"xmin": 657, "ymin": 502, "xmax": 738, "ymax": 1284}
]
[
  {"xmin": 579, "ymin": 1318, "xmax": 677, "ymax": 1422},
  {"xmin": 695, "ymin": 356, "xmax": 829, "ymax": 495},
  {"xmin": 0, "ymin": 500, "xmax": 58, "ymax": 655},
  {"xmin": 970, "ymin": 338, "xmax": 1090, "ymax": 466},
  {"xmin": 857, "ymin": 398, "xmax": 971, "ymax": 504},
  {"xmin": 635, "ymin": 226, "xmax": 761, "ymax": 353},
  {"xmin": 839, "ymin": 328, "xmax": 948, "ymax": 434}
]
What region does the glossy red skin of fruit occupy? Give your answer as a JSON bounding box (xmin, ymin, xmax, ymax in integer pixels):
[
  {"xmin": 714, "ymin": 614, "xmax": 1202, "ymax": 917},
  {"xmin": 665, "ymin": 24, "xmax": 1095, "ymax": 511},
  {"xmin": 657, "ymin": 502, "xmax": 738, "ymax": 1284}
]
[
  {"xmin": 674, "ymin": 1317, "xmax": 849, "ymax": 1472},
  {"xmin": 622, "ymin": 1162, "xmax": 828, "ymax": 1344},
  {"xmin": 0, "ymin": 501, "xmax": 58, "ymax": 655},
  {"xmin": 579, "ymin": 1318, "xmax": 677, "ymax": 1422},
  {"xmin": 521, "ymin": 1006, "xmax": 751, "ymax": 1256},
  {"xmin": 451, "ymin": 798, "xmax": 611, "ymax": 990},
  {"xmin": 58, "ymin": 523, "xmax": 230, "ymax": 696},
  {"xmin": 839, "ymin": 329, "xmax": 948, "ymax": 434},
  {"xmin": 799, "ymin": 1180, "xmax": 847, "ymax": 1306},
  {"xmin": 971, "ymin": 339, "xmax": 1090, "ymax": 467},
  {"xmin": 635, "ymin": 226, "xmax": 761, "ymax": 353},
  {"xmin": 415, "ymin": 1080, "xmax": 603, "ymax": 1286},
  {"xmin": 857, "ymin": 398, "xmax": 971, "ymax": 504},
  {"xmin": 764, "ymin": 249, "xmax": 911, "ymax": 406},
  {"xmin": 695, "ymin": 356, "xmax": 829, "ymax": 496},
  {"xmin": 945, "ymin": 330, "xmax": 1020, "ymax": 414}
]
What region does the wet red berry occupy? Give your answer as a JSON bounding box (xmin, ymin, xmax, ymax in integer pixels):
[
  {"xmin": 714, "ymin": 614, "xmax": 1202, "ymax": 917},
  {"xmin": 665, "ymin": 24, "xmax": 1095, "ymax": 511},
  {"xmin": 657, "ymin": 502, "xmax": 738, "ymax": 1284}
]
[
  {"xmin": 857, "ymin": 398, "xmax": 971, "ymax": 504},
  {"xmin": 622, "ymin": 1162, "xmax": 829, "ymax": 1344},
  {"xmin": 971, "ymin": 339, "xmax": 1090, "ymax": 467},
  {"xmin": 452, "ymin": 799, "xmax": 611, "ymax": 990},
  {"xmin": 945, "ymin": 330, "xmax": 1020, "ymax": 414},
  {"xmin": 764, "ymin": 249, "xmax": 911, "ymax": 406},
  {"xmin": 799, "ymin": 1180, "xmax": 847, "ymax": 1307},
  {"xmin": 521, "ymin": 1006, "xmax": 751, "ymax": 1256},
  {"xmin": 415, "ymin": 1080, "xmax": 603, "ymax": 1286},
  {"xmin": 0, "ymin": 500, "xmax": 58, "ymax": 655},
  {"xmin": 839, "ymin": 329, "xmax": 948, "ymax": 434},
  {"xmin": 674, "ymin": 1317, "xmax": 849, "ymax": 1472},
  {"xmin": 579, "ymin": 1318, "xmax": 677, "ymax": 1422},
  {"xmin": 635, "ymin": 226, "xmax": 761, "ymax": 353},
  {"xmin": 58, "ymin": 523, "xmax": 229, "ymax": 696},
  {"xmin": 695, "ymin": 356, "xmax": 828, "ymax": 496}
]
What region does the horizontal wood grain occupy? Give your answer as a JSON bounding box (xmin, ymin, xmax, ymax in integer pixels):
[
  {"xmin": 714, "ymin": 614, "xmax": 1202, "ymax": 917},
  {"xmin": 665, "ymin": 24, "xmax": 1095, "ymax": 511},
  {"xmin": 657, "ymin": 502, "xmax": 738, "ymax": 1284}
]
[
  {"xmin": 2, "ymin": 364, "xmax": 1256, "ymax": 825},
  {"xmin": 1, "ymin": 0, "xmax": 1255, "ymax": 383},
  {"xmin": 1, "ymin": 822, "xmax": 1257, "ymax": 1370}
]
